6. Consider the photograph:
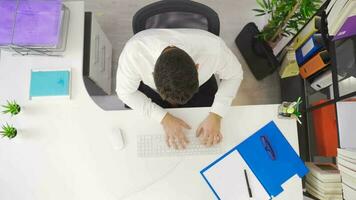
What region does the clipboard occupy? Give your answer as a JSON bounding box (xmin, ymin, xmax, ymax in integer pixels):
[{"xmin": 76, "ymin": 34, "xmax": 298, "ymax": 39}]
[
  {"xmin": 236, "ymin": 121, "xmax": 309, "ymax": 198},
  {"xmin": 200, "ymin": 121, "xmax": 308, "ymax": 199}
]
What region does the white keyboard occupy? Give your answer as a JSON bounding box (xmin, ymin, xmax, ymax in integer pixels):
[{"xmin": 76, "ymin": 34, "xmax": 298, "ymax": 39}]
[{"xmin": 137, "ymin": 134, "xmax": 223, "ymax": 157}]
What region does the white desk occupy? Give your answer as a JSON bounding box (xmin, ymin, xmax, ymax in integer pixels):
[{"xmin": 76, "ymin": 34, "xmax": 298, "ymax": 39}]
[{"xmin": 0, "ymin": 2, "xmax": 303, "ymax": 200}]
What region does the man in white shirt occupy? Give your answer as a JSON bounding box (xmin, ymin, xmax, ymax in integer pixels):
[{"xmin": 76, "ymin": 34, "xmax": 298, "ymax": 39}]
[{"xmin": 116, "ymin": 29, "xmax": 243, "ymax": 149}]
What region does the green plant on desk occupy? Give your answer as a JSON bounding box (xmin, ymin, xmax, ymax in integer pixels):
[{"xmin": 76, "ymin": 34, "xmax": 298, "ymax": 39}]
[
  {"xmin": 2, "ymin": 100, "xmax": 21, "ymax": 116},
  {"xmin": 253, "ymin": 0, "xmax": 322, "ymax": 46},
  {"xmin": 1, "ymin": 123, "xmax": 17, "ymax": 139}
]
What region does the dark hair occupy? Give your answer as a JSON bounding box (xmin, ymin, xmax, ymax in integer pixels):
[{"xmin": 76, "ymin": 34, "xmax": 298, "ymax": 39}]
[{"xmin": 154, "ymin": 47, "xmax": 199, "ymax": 105}]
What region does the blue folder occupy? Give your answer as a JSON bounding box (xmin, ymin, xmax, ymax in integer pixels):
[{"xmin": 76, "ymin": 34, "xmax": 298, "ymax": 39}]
[
  {"xmin": 296, "ymin": 34, "xmax": 324, "ymax": 66},
  {"xmin": 236, "ymin": 121, "xmax": 309, "ymax": 198},
  {"xmin": 200, "ymin": 121, "xmax": 308, "ymax": 199},
  {"xmin": 30, "ymin": 70, "xmax": 70, "ymax": 98}
]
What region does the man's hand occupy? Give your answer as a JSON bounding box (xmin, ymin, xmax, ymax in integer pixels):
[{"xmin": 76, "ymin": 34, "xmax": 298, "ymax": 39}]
[
  {"xmin": 196, "ymin": 112, "xmax": 223, "ymax": 147},
  {"xmin": 161, "ymin": 113, "xmax": 191, "ymax": 149}
]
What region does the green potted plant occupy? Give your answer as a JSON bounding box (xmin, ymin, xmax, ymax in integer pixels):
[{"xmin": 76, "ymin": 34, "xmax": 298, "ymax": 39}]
[
  {"xmin": 254, "ymin": 0, "xmax": 322, "ymax": 46},
  {"xmin": 235, "ymin": 0, "xmax": 322, "ymax": 80},
  {"xmin": 2, "ymin": 100, "xmax": 21, "ymax": 116},
  {"xmin": 1, "ymin": 123, "xmax": 17, "ymax": 139}
]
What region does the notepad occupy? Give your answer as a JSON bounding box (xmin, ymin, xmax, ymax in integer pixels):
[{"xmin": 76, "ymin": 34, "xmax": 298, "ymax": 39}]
[
  {"xmin": 29, "ymin": 69, "xmax": 71, "ymax": 99},
  {"xmin": 201, "ymin": 149, "xmax": 270, "ymax": 200}
]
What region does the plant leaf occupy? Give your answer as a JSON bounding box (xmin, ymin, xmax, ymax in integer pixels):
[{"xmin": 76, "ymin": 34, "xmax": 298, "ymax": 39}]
[
  {"xmin": 252, "ymin": 8, "xmax": 266, "ymax": 13},
  {"xmin": 256, "ymin": 0, "xmax": 266, "ymax": 9},
  {"xmin": 262, "ymin": 0, "xmax": 269, "ymax": 9},
  {"xmin": 255, "ymin": 13, "xmax": 267, "ymax": 17}
]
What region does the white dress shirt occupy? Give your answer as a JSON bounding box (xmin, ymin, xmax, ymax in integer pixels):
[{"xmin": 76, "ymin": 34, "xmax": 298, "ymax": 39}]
[{"xmin": 116, "ymin": 29, "xmax": 243, "ymax": 122}]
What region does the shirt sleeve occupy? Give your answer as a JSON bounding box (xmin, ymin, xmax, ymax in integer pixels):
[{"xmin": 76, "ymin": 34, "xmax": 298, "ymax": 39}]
[
  {"xmin": 211, "ymin": 40, "xmax": 243, "ymax": 118},
  {"xmin": 116, "ymin": 43, "xmax": 167, "ymax": 123}
]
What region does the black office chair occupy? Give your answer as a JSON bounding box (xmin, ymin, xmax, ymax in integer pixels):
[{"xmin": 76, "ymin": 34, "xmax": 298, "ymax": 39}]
[
  {"xmin": 127, "ymin": 0, "xmax": 220, "ymax": 109},
  {"xmin": 132, "ymin": 0, "xmax": 220, "ymax": 36}
]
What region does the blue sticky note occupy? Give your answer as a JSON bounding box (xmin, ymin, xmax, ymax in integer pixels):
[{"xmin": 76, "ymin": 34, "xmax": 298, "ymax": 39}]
[
  {"xmin": 30, "ymin": 70, "xmax": 70, "ymax": 98},
  {"xmin": 236, "ymin": 121, "xmax": 309, "ymax": 198}
]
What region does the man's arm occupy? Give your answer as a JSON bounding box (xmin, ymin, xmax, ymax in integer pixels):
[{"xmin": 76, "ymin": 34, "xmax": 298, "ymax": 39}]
[
  {"xmin": 117, "ymin": 90, "xmax": 168, "ymax": 123},
  {"xmin": 211, "ymin": 40, "xmax": 243, "ymax": 118},
  {"xmin": 116, "ymin": 46, "xmax": 167, "ymax": 122},
  {"xmin": 197, "ymin": 40, "xmax": 243, "ymax": 146}
]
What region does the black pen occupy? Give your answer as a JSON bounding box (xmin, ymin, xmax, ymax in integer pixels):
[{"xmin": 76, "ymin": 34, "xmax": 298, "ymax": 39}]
[{"xmin": 244, "ymin": 169, "xmax": 253, "ymax": 198}]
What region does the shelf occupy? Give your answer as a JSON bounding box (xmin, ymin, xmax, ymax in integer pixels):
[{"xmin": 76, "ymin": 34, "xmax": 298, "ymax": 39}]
[
  {"xmin": 279, "ymin": 3, "xmax": 356, "ymax": 162},
  {"xmin": 334, "ymin": 37, "xmax": 356, "ymax": 98},
  {"xmin": 338, "ymin": 76, "xmax": 356, "ymax": 98},
  {"xmin": 304, "ymin": 77, "xmax": 334, "ymax": 109}
]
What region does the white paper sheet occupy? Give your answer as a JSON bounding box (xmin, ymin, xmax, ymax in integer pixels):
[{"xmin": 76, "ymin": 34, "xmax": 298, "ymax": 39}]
[{"xmin": 202, "ymin": 151, "xmax": 270, "ymax": 200}]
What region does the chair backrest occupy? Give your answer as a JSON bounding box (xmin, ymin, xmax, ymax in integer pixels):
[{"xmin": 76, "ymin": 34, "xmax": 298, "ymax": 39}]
[{"xmin": 132, "ymin": 0, "xmax": 220, "ymax": 36}]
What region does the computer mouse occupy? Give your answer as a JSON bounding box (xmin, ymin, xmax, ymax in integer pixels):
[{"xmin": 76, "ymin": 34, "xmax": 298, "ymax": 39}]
[{"xmin": 109, "ymin": 128, "xmax": 125, "ymax": 150}]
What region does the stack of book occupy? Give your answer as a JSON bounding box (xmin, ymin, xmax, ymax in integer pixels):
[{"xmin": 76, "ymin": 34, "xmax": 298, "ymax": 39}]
[
  {"xmin": 0, "ymin": 0, "xmax": 70, "ymax": 56},
  {"xmin": 327, "ymin": 0, "xmax": 356, "ymax": 40},
  {"xmin": 337, "ymin": 148, "xmax": 356, "ymax": 200},
  {"xmin": 305, "ymin": 162, "xmax": 343, "ymax": 200},
  {"xmin": 330, "ymin": 0, "xmax": 356, "ymax": 98}
]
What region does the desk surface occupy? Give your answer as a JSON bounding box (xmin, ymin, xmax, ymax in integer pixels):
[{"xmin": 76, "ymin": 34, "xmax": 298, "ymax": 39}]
[{"xmin": 0, "ymin": 2, "xmax": 303, "ymax": 200}]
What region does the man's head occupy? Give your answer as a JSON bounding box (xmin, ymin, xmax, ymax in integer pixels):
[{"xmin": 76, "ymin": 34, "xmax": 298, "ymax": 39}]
[{"xmin": 153, "ymin": 46, "xmax": 199, "ymax": 105}]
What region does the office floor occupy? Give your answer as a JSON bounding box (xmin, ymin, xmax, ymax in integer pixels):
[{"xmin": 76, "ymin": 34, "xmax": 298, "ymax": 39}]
[{"xmin": 82, "ymin": 0, "xmax": 281, "ymax": 108}]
